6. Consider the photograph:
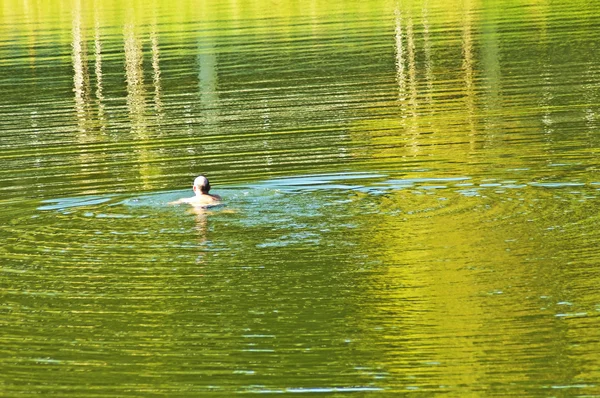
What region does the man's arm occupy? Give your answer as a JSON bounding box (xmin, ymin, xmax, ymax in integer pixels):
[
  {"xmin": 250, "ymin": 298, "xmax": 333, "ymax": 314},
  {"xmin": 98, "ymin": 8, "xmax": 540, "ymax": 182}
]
[{"xmin": 169, "ymin": 197, "xmax": 190, "ymax": 205}]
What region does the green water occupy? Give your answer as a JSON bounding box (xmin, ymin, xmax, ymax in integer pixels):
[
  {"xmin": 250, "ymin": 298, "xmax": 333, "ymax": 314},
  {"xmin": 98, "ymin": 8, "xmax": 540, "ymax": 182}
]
[{"xmin": 2, "ymin": 0, "xmax": 600, "ymax": 395}]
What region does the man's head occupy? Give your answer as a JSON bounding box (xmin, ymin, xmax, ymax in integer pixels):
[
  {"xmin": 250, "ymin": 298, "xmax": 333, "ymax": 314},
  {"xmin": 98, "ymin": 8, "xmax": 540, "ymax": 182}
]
[{"xmin": 193, "ymin": 175, "xmax": 211, "ymax": 194}]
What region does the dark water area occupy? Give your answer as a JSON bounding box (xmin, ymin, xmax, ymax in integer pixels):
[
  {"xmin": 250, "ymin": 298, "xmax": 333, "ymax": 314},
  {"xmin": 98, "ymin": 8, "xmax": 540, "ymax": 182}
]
[{"xmin": 2, "ymin": 0, "xmax": 600, "ymax": 396}]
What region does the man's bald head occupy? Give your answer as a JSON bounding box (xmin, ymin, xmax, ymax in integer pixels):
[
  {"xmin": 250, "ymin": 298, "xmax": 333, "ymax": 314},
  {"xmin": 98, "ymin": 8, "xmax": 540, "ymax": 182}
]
[{"xmin": 193, "ymin": 175, "xmax": 211, "ymax": 194}]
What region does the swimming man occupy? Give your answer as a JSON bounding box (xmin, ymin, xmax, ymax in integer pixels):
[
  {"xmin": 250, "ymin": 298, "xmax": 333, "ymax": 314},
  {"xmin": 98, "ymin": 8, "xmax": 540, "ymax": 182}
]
[{"xmin": 170, "ymin": 175, "xmax": 222, "ymax": 207}]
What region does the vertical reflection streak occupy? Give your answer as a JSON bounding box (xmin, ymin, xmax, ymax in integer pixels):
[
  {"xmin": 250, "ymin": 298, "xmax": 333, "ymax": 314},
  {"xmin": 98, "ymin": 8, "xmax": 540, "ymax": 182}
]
[
  {"xmin": 198, "ymin": 39, "xmax": 219, "ymax": 127},
  {"xmin": 93, "ymin": 3, "xmax": 106, "ymax": 134},
  {"xmin": 151, "ymin": 24, "xmax": 163, "ymax": 125},
  {"xmin": 462, "ymin": 0, "xmax": 476, "ymax": 147},
  {"xmin": 406, "ymin": 17, "xmax": 419, "ymax": 153},
  {"xmin": 394, "ymin": 8, "xmax": 406, "ymax": 103},
  {"xmin": 481, "ymin": 5, "xmax": 501, "ymax": 143},
  {"xmin": 583, "ymin": 62, "xmax": 598, "ymax": 136},
  {"xmin": 72, "ymin": 0, "xmax": 99, "ymax": 183},
  {"xmin": 193, "ymin": 37, "xmax": 219, "ymax": 169},
  {"xmin": 124, "ymin": 21, "xmax": 155, "ymax": 188},
  {"xmin": 406, "ymin": 18, "xmax": 417, "ymax": 111},
  {"xmin": 394, "ymin": 8, "xmax": 421, "ymax": 155},
  {"xmin": 422, "ymin": 3, "xmax": 434, "ymax": 109},
  {"xmin": 94, "ymin": 17, "xmax": 103, "ymax": 101},
  {"xmin": 72, "ymin": 0, "xmax": 90, "ymax": 133},
  {"xmin": 124, "ymin": 21, "xmax": 146, "ymax": 132},
  {"xmin": 531, "ymin": 0, "xmax": 553, "ymax": 140},
  {"xmin": 540, "ymin": 72, "xmax": 553, "ymax": 137}
]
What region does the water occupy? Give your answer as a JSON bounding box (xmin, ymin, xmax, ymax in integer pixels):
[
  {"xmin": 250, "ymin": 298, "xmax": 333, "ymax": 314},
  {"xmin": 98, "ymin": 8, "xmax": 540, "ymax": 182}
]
[{"xmin": 2, "ymin": 0, "xmax": 600, "ymax": 395}]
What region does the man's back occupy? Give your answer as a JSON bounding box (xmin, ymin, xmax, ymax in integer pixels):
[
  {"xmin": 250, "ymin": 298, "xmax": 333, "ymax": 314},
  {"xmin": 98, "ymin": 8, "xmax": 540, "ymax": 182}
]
[{"xmin": 184, "ymin": 194, "xmax": 221, "ymax": 207}]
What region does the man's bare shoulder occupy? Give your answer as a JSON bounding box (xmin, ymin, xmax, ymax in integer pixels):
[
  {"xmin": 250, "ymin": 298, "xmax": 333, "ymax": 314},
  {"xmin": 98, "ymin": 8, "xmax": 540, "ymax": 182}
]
[
  {"xmin": 170, "ymin": 194, "xmax": 221, "ymax": 207},
  {"xmin": 191, "ymin": 195, "xmax": 221, "ymax": 206},
  {"xmin": 169, "ymin": 197, "xmax": 193, "ymax": 205}
]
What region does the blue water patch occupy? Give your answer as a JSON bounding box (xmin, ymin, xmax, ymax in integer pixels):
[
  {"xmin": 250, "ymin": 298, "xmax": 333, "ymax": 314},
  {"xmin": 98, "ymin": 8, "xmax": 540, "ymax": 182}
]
[
  {"xmin": 40, "ymin": 172, "xmax": 570, "ymax": 215},
  {"xmin": 246, "ymin": 386, "xmax": 384, "ymax": 393},
  {"xmin": 529, "ymin": 182, "xmax": 586, "ymax": 188},
  {"xmin": 119, "ymin": 191, "xmax": 184, "ymax": 208},
  {"xmin": 38, "ymin": 195, "xmax": 118, "ymax": 210},
  {"xmin": 254, "ymin": 172, "xmax": 387, "ymax": 192}
]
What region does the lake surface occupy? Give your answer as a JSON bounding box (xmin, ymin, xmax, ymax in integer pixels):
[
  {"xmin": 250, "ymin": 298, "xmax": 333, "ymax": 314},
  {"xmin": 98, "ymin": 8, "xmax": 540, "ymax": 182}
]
[{"xmin": 2, "ymin": 0, "xmax": 600, "ymax": 395}]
